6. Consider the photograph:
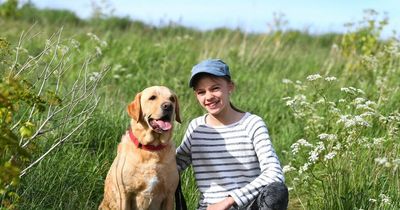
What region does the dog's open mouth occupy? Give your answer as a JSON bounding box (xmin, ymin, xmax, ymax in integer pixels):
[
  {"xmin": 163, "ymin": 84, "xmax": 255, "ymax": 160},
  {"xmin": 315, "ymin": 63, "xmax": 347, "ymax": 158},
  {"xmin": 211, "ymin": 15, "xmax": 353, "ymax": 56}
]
[{"xmin": 148, "ymin": 115, "xmax": 172, "ymax": 133}]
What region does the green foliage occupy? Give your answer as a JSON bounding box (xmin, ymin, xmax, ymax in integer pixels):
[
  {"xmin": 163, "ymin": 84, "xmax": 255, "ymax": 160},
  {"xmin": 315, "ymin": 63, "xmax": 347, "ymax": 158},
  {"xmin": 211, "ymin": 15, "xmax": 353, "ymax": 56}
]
[
  {"xmin": 1, "ymin": 4, "xmax": 399, "ymax": 210},
  {"xmin": 89, "ymin": 16, "xmax": 136, "ymax": 30},
  {"xmin": 1, "ymin": 23, "xmax": 107, "ymax": 208},
  {"xmin": 339, "ymin": 9, "xmax": 389, "ymax": 72},
  {"xmin": 283, "ymin": 73, "xmax": 400, "ymax": 209},
  {"xmin": 0, "ymin": 78, "xmax": 32, "ymax": 209},
  {"xmin": 282, "ymin": 32, "xmax": 400, "ymax": 209},
  {"xmin": 0, "ymin": 38, "xmax": 35, "ymax": 209},
  {"xmin": 0, "ymin": 0, "xmax": 18, "ymax": 18},
  {"xmin": 18, "ymin": 3, "xmax": 82, "ymax": 25}
]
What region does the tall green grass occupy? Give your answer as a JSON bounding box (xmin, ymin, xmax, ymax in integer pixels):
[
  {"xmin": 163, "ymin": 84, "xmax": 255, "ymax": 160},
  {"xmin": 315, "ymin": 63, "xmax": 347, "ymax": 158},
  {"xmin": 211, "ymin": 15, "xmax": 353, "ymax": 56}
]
[{"xmin": 1, "ymin": 5, "xmax": 399, "ymax": 210}]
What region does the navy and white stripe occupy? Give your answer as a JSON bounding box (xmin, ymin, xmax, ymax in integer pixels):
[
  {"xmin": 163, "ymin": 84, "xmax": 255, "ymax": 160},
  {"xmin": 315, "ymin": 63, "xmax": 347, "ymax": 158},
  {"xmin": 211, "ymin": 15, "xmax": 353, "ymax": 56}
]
[{"xmin": 176, "ymin": 112, "xmax": 284, "ymax": 208}]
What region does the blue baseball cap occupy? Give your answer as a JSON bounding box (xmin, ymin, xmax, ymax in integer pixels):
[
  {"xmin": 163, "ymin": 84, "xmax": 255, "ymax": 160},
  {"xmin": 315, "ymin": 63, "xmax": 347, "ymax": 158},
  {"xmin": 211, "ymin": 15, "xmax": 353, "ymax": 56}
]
[{"xmin": 189, "ymin": 59, "xmax": 231, "ymax": 87}]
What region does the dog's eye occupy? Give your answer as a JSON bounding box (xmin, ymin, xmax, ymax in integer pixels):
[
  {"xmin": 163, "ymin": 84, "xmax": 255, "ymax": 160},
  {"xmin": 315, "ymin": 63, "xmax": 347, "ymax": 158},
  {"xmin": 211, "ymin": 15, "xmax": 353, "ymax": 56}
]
[
  {"xmin": 149, "ymin": 95, "xmax": 157, "ymax": 100},
  {"xmin": 169, "ymin": 96, "xmax": 175, "ymax": 103}
]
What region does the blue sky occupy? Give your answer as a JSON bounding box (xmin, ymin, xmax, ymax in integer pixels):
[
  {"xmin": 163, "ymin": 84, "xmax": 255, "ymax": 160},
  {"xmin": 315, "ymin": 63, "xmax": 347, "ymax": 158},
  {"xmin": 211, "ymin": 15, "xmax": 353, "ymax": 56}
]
[{"xmin": 26, "ymin": 0, "xmax": 400, "ymax": 37}]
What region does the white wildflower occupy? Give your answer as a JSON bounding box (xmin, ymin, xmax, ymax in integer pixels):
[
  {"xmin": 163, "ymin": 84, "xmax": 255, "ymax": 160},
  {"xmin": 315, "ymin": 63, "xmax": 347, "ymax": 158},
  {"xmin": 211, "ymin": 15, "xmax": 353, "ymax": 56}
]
[
  {"xmin": 354, "ymin": 97, "xmax": 366, "ymax": 104},
  {"xmin": 354, "ymin": 115, "xmax": 370, "ymax": 127},
  {"xmin": 356, "ymin": 104, "xmax": 375, "ymax": 112},
  {"xmin": 100, "ymin": 40, "xmax": 108, "ymax": 47},
  {"xmin": 360, "ymin": 111, "xmax": 375, "ymax": 117},
  {"xmin": 290, "ymin": 143, "xmax": 300, "ymax": 155},
  {"xmin": 374, "ymin": 157, "xmax": 388, "ymax": 165},
  {"xmin": 318, "ymin": 133, "xmax": 337, "ymax": 141},
  {"xmin": 361, "ymin": 55, "xmax": 379, "ymax": 69},
  {"xmin": 331, "ymin": 44, "xmax": 339, "ymax": 52},
  {"xmin": 95, "ymin": 46, "xmax": 102, "ymax": 55},
  {"xmin": 324, "ymin": 76, "xmax": 337, "ymax": 82},
  {"xmin": 298, "ymin": 139, "xmax": 313, "ymax": 147},
  {"xmin": 328, "ymin": 102, "xmax": 336, "ymax": 106},
  {"xmin": 307, "ymin": 74, "xmax": 322, "ymax": 81},
  {"xmin": 87, "ymin": 32, "xmax": 101, "ymax": 42},
  {"xmin": 299, "ymin": 163, "xmax": 310, "ymax": 174},
  {"xmin": 324, "ymin": 152, "xmax": 337, "ymax": 160},
  {"xmin": 384, "ymin": 162, "xmax": 392, "ymax": 168},
  {"xmin": 282, "ymin": 78, "xmax": 293, "ymax": 84},
  {"xmin": 58, "ymin": 45, "xmax": 69, "ymax": 56},
  {"xmin": 357, "ymin": 88, "xmax": 365, "ymax": 94},
  {"xmin": 340, "ymin": 87, "xmax": 349, "ymax": 93},
  {"xmin": 337, "ymin": 115, "xmax": 370, "ymax": 128},
  {"xmin": 283, "ymin": 165, "xmax": 296, "ymax": 173},
  {"xmin": 341, "ymin": 87, "xmax": 354, "ymax": 94},
  {"xmin": 369, "ymin": 198, "xmax": 377, "ymax": 203},
  {"xmin": 341, "ymin": 87, "xmax": 365, "ymax": 95},
  {"xmin": 333, "ymin": 143, "xmax": 341, "ymax": 150},
  {"xmin": 379, "ymin": 194, "xmax": 391, "ymax": 204},
  {"xmin": 372, "ymin": 137, "xmax": 385, "ymax": 145},
  {"xmin": 89, "ymin": 72, "xmax": 101, "ymax": 81},
  {"xmin": 309, "ymin": 152, "xmax": 319, "ymax": 163},
  {"xmin": 329, "ymin": 107, "xmax": 341, "ymax": 114},
  {"xmin": 285, "ymin": 99, "xmax": 295, "ymax": 107},
  {"xmin": 365, "ymin": 100, "xmax": 377, "ymax": 107},
  {"xmin": 290, "ymin": 139, "xmax": 312, "ymax": 155},
  {"xmin": 385, "ymin": 41, "xmax": 400, "ymax": 57},
  {"xmin": 308, "ymin": 142, "xmax": 325, "ymax": 163},
  {"xmin": 337, "ymin": 115, "xmax": 352, "ymax": 126},
  {"xmin": 70, "ymin": 39, "xmax": 80, "ymax": 48},
  {"xmin": 316, "ymin": 98, "xmax": 325, "ymax": 104}
]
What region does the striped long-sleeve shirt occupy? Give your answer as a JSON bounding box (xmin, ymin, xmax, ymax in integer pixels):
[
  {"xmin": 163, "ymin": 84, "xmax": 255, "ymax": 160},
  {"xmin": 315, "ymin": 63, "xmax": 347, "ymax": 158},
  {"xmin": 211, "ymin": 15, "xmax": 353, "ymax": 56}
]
[{"xmin": 176, "ymin": 112, "xmax": 284, "ymax": 209}]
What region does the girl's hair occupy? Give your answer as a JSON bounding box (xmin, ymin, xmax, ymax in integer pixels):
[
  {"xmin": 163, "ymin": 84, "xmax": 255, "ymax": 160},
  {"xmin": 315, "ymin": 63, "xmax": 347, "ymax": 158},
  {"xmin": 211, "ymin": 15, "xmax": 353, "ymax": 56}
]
[{"xmin": 192, "ymin": 73, "xmax": 244, "ymax": 113}]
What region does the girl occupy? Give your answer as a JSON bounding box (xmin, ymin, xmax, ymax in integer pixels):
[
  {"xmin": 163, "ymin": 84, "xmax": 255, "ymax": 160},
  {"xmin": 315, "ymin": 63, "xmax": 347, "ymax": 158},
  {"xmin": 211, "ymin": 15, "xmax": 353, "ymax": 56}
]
[{"xmin": 176, "ymin": 59, "xmax": 288, "ymax": 210}]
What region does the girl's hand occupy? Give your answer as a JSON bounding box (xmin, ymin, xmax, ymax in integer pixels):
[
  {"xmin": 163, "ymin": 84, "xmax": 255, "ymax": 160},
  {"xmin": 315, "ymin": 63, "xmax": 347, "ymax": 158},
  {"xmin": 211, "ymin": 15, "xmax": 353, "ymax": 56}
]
[{"xmin": 206, "ymin": 196, "xmax": 235, "ymax": 210}]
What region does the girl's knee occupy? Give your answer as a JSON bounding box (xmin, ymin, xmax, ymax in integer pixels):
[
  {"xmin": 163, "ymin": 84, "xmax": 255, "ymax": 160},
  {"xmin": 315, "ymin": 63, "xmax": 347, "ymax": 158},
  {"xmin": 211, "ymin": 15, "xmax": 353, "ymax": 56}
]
[{"xmin": 257, "ymin": 182, "xmax": 289, "ymax": 210}]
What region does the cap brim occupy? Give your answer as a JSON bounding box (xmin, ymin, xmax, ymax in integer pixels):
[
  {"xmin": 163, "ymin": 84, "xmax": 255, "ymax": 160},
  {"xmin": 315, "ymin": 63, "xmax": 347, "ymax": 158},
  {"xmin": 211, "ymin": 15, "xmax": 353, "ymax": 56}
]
[{"xmin": 189, "ymin": 69, "xmax": 227, "ymax": 87}]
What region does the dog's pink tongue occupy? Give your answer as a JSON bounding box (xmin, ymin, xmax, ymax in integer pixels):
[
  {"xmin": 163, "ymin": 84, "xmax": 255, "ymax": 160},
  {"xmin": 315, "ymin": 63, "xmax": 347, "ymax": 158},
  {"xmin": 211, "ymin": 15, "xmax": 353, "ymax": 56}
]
[{"xmin": 154, "ymin": 120, "xmax": 172, "ymax": 131}]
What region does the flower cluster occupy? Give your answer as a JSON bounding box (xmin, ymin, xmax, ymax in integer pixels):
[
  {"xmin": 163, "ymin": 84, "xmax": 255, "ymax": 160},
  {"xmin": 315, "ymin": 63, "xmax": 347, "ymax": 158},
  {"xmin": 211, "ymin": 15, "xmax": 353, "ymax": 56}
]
[{"xmin": 282, "ymin": 72, "xmax": 400, "ymax": 208}]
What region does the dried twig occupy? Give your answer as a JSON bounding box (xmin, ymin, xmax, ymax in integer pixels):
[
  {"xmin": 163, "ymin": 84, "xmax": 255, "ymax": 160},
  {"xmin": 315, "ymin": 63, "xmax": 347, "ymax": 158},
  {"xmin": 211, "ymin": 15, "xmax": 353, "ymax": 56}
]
[{"xmin": 9, "ymin": 28, "xmax": 109, "ymax": 177}]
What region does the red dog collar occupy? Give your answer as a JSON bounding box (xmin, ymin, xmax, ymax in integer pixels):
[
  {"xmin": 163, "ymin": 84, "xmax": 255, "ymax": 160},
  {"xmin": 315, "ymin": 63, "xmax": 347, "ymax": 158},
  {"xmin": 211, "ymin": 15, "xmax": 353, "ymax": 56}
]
[{"xmin": 129, "ymin": 128, "xmax": 167, "ymax": 151}]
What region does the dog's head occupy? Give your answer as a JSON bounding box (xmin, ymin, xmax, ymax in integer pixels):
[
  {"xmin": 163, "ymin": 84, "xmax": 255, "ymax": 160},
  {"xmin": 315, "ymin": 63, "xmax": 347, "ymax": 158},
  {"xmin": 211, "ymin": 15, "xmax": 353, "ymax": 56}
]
[{"xmin": 127, "ymin": 86, "xmax": 181, "ymax": 145}]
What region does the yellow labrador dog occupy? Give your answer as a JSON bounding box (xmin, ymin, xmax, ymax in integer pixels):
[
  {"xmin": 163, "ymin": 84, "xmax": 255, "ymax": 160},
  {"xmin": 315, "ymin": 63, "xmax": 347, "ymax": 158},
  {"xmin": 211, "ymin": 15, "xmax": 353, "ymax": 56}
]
[{"xmin": 99, "ymin": 86, "xmax": 181, "ymax": 210}]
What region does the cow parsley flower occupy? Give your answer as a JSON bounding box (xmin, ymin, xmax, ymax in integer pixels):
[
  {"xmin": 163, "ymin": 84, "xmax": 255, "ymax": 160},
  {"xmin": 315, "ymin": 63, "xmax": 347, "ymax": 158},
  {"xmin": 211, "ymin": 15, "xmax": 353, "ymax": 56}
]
[
  {"xmin": 324, "ymin": 152, "xmax": 337, "ymax": 160},
  {"xmin": 324, "ymin": 76, "xmax": 337, "ymax": 82},
  {"xmin": 374, "ymin": 157, "xmax": 388, "ymax": 165},
  {"xmin": 307, "ymin": 74, "xmax": 322, "ymax": 81}
]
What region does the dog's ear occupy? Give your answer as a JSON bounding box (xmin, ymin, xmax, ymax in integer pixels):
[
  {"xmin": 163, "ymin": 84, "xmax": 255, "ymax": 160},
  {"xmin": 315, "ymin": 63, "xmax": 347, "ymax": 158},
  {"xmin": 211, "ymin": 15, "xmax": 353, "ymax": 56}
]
[
  {"xmin": 174, "ymin": 94, "xmax": 182, "ymax": 123},
  {"xmin": 127, "ymin": 92, "xmax": 142, "ymax": 122}
]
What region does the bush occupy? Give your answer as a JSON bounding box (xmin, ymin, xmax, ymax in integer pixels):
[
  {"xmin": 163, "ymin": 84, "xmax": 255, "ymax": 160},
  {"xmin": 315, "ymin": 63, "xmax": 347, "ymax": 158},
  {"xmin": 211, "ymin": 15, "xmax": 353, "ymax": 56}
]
[{"xmin": 0, "ymin": 28, "xmax": 108, "ymax": 208}]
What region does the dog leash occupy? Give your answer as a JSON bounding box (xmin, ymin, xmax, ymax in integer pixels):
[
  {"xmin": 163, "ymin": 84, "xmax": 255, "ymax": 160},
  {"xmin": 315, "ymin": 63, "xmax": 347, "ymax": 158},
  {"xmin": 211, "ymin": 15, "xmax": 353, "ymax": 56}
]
[{"xmin": 175, "ymin": 175, "xmax": 188, "ymax": 210}]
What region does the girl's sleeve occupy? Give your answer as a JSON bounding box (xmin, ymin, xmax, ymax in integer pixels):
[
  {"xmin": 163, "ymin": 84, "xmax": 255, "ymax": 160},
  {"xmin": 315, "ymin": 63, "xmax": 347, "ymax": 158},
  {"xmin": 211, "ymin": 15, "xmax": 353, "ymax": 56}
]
[
  {"xmin": 175, "ymin": 120, "xmax": 194, "ymax": 172},
  {"xmin": 229, "ymin": 117, "xmax": 285, "ymax": 207}
]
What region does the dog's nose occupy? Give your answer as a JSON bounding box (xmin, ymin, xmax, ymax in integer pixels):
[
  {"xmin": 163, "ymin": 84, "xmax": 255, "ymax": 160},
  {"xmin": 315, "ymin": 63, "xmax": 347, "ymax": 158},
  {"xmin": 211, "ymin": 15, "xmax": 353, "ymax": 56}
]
[{"xmin": 161, "ymin": 102, "xmax": 173, "ymax": 112}]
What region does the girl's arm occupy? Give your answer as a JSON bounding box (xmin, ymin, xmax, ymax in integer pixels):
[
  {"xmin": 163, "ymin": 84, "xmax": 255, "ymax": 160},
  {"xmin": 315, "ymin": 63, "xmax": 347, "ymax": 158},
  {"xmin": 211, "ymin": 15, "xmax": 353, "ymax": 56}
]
[
  {"xmin": 229, "ymin": 117, "xmax": 284, "ymax": 207},
  {"xmin": 176, "ymin": 122, "xmax": 195, "ymax": 172}
]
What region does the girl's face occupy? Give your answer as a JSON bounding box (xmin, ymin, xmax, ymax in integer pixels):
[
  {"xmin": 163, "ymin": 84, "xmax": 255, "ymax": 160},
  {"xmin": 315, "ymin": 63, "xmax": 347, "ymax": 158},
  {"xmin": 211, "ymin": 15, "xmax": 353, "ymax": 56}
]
[{"xmin": 193, "ymin": 75, "xmax": 234, "ymax": 117}]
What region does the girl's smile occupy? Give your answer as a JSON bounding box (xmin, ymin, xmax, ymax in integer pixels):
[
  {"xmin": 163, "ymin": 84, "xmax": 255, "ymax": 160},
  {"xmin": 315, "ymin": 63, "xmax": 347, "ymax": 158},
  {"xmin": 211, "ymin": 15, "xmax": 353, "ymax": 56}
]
[{"xmin": 192, "ymin": 74, "xmax": 245, "ymax": 126}]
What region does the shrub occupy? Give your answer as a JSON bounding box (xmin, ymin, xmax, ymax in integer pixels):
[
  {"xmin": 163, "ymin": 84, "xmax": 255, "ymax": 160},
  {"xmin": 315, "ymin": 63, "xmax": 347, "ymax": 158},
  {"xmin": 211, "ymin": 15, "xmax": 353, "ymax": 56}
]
[{"xmin": 0, "ymin": 28, "xmax": 108, "ymax": 208}]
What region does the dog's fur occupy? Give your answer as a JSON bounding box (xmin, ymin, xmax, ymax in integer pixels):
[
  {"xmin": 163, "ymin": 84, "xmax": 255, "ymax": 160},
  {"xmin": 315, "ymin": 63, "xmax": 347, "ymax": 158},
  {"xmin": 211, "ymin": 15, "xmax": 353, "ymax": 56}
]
[{"xmin": 99, "ymin": 86, "xmax": 181, "ymax": 210}]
